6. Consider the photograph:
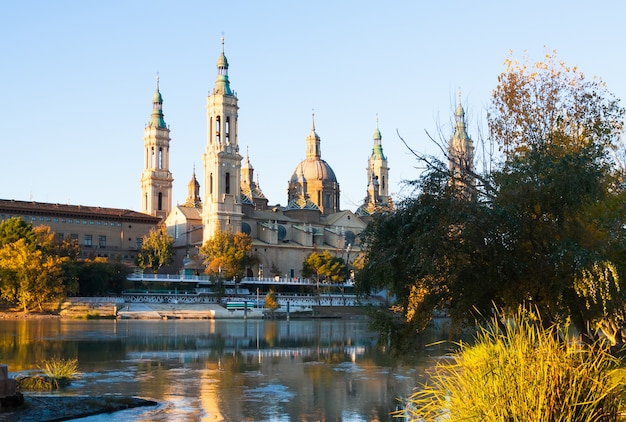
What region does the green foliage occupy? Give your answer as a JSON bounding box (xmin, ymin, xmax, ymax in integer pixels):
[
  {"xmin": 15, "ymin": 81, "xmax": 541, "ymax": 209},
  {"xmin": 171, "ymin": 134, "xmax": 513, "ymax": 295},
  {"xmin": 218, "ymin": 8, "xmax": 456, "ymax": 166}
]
[
  {"xmin": 136, "ymin": 227, "xmax": 174, "ymax": 273},
  {"xmin": 72, "ymin": 258, "xmax": 132, "ymax": 296},
  {"xmin": 200, "ymin": 231, "xmax": 256, "ymax": 281},
  {"xmin": 399, "ymin": 308, "xmax": 625, "ymax": 421},
  {"xmin": 357, "ymin": 51, "xmax": 626, "ymax": 347},
  {"xmin": 302, "ymin": 250, "xmax": 348, "ymax": 284},
  {"xmin": 0, "ymin": 217, "xmax": 37, "ymax": 248}
]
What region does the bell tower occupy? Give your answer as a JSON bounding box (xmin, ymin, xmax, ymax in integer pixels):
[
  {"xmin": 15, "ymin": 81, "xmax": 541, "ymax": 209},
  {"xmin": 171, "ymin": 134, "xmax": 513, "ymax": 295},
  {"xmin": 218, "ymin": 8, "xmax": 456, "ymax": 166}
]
[
  {"xmin": 448, "ymin": 91, "xmax": 474, "ymax": 197},
  {"xmin": 140, "ymin": 75, "xmax": 173, "ymax": 219},
  {"xmin": 202, "ymin": 37, "xmax": 242, "ymax": 241},
  {"xmin": 366, "ymin": 115, "xmax": 390, "ymax": 206}
]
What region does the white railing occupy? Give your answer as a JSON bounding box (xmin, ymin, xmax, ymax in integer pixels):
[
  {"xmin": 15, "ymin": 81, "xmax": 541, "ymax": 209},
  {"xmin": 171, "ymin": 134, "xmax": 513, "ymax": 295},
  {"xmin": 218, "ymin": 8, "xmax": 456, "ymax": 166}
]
[{"xmin": 127, "ymin": 273, "xmax": 354, "ymax": 288}]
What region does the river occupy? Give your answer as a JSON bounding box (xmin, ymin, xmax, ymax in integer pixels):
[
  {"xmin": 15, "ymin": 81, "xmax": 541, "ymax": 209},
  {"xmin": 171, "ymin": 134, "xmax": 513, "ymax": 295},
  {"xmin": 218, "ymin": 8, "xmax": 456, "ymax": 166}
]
[{"xmin": 0, "ymin": 318, "xmax": 446, "ymax": 421}]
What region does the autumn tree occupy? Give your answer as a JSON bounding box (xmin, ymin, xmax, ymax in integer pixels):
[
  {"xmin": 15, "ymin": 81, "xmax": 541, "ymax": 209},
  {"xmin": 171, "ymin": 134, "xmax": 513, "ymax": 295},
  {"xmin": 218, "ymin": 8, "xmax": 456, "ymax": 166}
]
[
  {"xmin": 265, "ymin": 289, "xmax": 280, "ymax": 316},
  {"xmin": 0, "ymin": 218, "xmax": 70, "ymax": 311},
  {"xmin": 357, "ymin": 50, "xmax": 626, "ymax": 349},
  {"xmin": 200, "ymin": 231, "xmax": 255, "ymax": 281},
  {"xmin": 136, "ymin": 227, "xmax": 174, "ymax": 273}
]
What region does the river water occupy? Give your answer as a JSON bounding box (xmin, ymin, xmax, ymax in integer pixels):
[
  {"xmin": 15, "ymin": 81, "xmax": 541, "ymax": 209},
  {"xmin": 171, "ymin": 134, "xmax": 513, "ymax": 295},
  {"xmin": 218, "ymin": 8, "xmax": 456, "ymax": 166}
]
[{"xmin": 0, "ymin": 318, "xmax": 445, "ymax": 421}]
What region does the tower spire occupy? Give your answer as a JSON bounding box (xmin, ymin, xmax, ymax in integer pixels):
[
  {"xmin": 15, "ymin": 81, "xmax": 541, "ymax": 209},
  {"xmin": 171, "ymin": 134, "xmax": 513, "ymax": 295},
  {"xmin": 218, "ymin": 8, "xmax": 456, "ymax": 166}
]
[
  {"xmin": 141, "ymin": 74, "xmax": 173, "ymax": 218},
  {"xmin": 448, "ymin": 90, "xmax": 474, "ymax": 196},
  {"xmin": 149, "ymin": 74, "xmax": 166, "ymax": 128},
  {"xmin": 203, "ymin": 38, "xmax": 242, "ymax": 240}
]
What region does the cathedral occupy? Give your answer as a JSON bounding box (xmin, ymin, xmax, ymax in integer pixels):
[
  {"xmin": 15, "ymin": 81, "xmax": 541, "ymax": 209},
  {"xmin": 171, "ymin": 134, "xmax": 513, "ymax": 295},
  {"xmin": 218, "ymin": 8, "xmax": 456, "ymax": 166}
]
[
  {"xmin": 136, "ymin": 38, "xmax": 473, "ymax": 278},
  {"xmin": 140, "ymin": 39, "xmax": 471, "ymax": 279},
  {"xmin": 140, "ymin": 39, "xmax": 392, "ymax": 279}
]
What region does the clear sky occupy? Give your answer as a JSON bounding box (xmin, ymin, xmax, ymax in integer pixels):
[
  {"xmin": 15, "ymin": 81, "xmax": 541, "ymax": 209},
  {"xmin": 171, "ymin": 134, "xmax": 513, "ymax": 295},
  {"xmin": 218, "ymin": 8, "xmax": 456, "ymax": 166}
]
[{"xmin": 2, "ymin": 1, "xmax": 625, "ymax": 212}]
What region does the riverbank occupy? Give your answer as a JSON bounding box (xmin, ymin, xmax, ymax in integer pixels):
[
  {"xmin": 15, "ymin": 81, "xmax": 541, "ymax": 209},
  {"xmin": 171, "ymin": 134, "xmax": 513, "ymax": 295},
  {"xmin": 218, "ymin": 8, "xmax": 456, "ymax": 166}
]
[
  {"xmin": 0, "ymin": 302, "xmax": 371, "ymax": 320},
  {"xmin": 0, "ymin": 395, "xmax": 157, "ymax": 421}
]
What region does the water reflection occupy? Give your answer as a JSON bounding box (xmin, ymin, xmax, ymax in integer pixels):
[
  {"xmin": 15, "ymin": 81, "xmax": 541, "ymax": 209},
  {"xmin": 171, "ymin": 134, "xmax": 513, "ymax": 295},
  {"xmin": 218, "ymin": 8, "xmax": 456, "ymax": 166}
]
[{"xmin": 0, "ymin": 319, "xmax": 443, "ymax": 421}]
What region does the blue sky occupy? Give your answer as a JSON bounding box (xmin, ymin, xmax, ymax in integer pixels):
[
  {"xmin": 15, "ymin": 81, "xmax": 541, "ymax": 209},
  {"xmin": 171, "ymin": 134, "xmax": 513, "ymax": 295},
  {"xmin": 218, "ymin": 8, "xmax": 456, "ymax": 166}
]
[{"xmin": 2, "ymin": 1, "xmax": 625, "ymax": 212}]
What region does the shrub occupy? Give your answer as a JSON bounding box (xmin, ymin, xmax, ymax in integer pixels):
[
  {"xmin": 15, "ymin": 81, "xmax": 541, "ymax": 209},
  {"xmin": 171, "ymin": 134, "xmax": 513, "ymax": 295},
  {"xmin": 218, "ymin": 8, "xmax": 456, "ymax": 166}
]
[
  {"xmin": 399, "ymin": 308, "xmax": 626, "ymax": 421},
  {"xmin": 16, "ymin": 358, "xmax": 79, "ymax": 391}
]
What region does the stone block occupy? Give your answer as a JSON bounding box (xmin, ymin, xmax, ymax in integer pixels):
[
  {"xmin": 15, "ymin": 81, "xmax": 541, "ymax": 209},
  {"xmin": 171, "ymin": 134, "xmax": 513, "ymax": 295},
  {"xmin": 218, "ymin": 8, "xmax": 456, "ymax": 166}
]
[
  {"xmin": 0, "ymin": 379, "xmax": 16, "ymax": 398},
  {"xmin": 0, "ymin": 365, "xmax": 7, "ymax": 381}
]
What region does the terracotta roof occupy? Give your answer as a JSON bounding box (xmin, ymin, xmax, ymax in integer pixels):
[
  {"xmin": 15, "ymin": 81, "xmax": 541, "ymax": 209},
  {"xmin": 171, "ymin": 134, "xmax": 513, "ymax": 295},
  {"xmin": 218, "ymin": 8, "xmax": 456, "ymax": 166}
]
[{"xmin": 0, "ymin": 199, "xmax": 161, "ymax": 224}]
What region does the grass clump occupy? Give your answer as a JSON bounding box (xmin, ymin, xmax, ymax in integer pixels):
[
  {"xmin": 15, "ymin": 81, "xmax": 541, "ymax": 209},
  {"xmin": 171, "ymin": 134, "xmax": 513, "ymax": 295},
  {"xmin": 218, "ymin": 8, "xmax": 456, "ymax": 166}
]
[
  {"xmin": 399, "ymin": 308, "xmax": 626, "ymax": 421},
  {"xmin": 16, "ymin": 357, "xmax": 79, "ymax": 391}
]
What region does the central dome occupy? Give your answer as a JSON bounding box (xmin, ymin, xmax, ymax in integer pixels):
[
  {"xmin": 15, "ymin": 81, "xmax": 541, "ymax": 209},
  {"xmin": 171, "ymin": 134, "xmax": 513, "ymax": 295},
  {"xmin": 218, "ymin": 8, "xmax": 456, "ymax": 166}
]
[
  {"xmin": 290, "ymin": 157, "xmax": 337, "ymax": 184},
  {"xmin": 287, "ymin": 115, "xmax": 340, "ymax": 215}
]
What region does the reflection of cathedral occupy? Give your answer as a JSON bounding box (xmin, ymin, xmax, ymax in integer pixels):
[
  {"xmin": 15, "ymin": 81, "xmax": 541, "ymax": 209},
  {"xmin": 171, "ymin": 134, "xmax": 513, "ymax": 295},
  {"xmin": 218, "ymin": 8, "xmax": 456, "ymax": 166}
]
[{"xmin": 142, "ymin": 39, "xmax": 392, "ymax": 277}]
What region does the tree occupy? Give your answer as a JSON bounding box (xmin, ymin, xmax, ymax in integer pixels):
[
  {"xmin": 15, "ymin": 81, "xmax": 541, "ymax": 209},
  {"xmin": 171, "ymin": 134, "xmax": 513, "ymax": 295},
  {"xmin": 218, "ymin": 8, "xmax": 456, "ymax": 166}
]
[
  {"xmin": 0, "ymin": 238, "xmax": 67, "ymax": 311},
  {"xmin": 200, "ymin": 231, "xmax": 255, "ymax": 281},
  {"xmin": 136, "ymin": 227, "xmax": 174, "ymax": 273},
  {"xmin": 302, "ymin": 251, "xmax": 348, "ymax": 302},
  {"xmin": 0, "ymin": 217, "xmax": 37, "ymax": 248},
  {"xmin": 265, "ymin": 289, "xmax": 280, "ymax": 317},
  {"xmin": 357, "ymin": 50, "xmax": 626, "ymax": 349}
]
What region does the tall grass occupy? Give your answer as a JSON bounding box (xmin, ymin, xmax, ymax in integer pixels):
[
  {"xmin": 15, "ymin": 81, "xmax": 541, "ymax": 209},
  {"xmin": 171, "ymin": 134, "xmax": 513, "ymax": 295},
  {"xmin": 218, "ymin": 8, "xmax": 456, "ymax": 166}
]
[
  {"xmin": 399, "ymin": 308, "xmax": 626, "ymax": 421},
  {"xmin": 17, "ymin": 357, "xmax": 79, "ymax": 390}
]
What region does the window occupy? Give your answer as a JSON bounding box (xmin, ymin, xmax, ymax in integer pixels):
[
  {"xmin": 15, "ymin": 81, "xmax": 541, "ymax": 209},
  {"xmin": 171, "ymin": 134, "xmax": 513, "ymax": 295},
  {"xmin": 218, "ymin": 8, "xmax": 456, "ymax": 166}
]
[
  {"xmin": 225, "ymin": 172, "xmax": 230, "ymax": 194},
  {"xmin": 70, "ymin": 234, "xmax": 78, "ymax": 242},
  {"xmin": 158, "ymin": 192, "xmax": 163, "ymax": 210},
  {"xmin": 215, "ymin": 116, "xmax": 221, "ymax": 143},
  {"xmin": 84, "ymin": 235, "xmax": 92, "ymax": 247},
  {"xmin": 225, "ymin": 116, "xmax": 230, "ymax": 143},
  {"xmin": 99, "ymin": 235, "xmax": 106, "ymax": 248}
]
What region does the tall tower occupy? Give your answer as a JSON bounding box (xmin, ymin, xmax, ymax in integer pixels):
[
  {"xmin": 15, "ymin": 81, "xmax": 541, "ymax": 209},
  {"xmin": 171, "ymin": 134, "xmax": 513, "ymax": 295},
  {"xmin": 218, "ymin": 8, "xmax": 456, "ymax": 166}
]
[
  {"xmin": 356, "ymin": 116, "xmax": 391, "ymax": 217},
  {"xmin": 202, "ymin": 38, "xmax": 242, "ymax": 241},
  {"xmin": 184, "ymin": 166, "xmax": 202, "ymax": 208},
  {"xmin": 140, "ymin": 76, "xmax": 173, "ymax": 219},
  {"xmin": 366, "ymin": 116, "xmax": 390, "ymax": 206},
  {"xmin": 448, "ymin": 92, "xmax": 474, "ymax": 196}
]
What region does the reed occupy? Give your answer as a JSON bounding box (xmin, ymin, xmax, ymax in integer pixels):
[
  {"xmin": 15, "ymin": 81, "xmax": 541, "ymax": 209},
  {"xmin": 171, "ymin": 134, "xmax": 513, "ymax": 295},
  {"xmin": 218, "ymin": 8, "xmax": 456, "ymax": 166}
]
[
  {"xmin": 399, "ymin": 308, "xmax": 626, "ymax": 421},
  {"xmin": 16, "ymin": 357, "xmax": 79, "ymax": 391}
]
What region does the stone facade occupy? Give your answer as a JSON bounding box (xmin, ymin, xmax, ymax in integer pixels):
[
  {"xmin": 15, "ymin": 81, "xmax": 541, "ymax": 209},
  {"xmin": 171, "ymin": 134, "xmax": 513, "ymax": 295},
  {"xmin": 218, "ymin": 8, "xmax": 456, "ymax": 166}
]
[{"xmin": 0, "ymin": 199, "xmax": 161, "ymax": 265}]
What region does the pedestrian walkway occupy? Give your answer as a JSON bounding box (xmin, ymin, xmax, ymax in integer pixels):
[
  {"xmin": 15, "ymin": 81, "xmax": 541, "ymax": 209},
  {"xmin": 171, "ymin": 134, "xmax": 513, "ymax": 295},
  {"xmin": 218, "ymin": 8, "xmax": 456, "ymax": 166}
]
[{"xmin": 117, "ymin": 303, "xmax": 263, "ymax": 319}]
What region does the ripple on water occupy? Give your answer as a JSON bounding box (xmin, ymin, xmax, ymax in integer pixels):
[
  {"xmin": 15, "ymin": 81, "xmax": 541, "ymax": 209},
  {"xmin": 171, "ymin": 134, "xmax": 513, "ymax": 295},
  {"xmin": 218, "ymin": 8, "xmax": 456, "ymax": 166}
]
[{"xmin": 243, "ymin": 383, "xmax": 295, "ymax": 403}]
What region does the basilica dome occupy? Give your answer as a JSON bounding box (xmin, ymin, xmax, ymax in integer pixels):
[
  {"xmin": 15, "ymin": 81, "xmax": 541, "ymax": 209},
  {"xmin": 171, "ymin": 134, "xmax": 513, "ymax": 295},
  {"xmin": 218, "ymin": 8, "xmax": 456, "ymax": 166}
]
[
  {"xmin": 290, "ymin": 157, "xmax": 337, "ymax": 185},
  {"xmin": 287, "ymin": 116, "xmax": 340, "ymax": 215}
]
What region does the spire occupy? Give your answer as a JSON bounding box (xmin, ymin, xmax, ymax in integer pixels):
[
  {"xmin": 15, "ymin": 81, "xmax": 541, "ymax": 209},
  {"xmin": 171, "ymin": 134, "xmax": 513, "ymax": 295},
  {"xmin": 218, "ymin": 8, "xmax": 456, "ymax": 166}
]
[
  {"xmin": 306, "ymin": 111, "xmax": 321, "ymax": 159},
  {"xmin": 148, "ymin": 74, "xmax": 166, "ymax": 128},
  {"xmin": 371, "ymin": 114, "xmax": 385, "ymax": 160},
  {"xmin": 448, "ymin": 89, "xmax": 474, "ymax": 194},
  {"xmin": 185, "ymin": 165, "xmax": 202, "ymax": 207},
  {"xmin": 213, "ymin": 36, "xmax": 233, "ymax": 96},
  {"xmin": 453, "ymin": 90, "xmax": 468, "ymax": 139}
]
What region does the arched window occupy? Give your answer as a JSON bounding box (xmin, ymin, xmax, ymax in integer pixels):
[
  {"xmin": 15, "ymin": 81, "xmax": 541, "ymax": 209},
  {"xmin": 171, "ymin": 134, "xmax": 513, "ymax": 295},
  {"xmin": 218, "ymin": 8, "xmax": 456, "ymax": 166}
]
[
  {"xmin": 210, "ymin": 173, "xmax": 213, "ymax": 195},
  {"xmin": 225, "ymin": 172, "xmax": 230, "ymax": 194},
  {"xmin": 215, "ymin": 116, "xmax": 221, "ymax": 144},
  {"xmin": 158, "ymin": 192, "xmax": 163, "ymax": 211},
  {"xmin": 158, "ymin": 147, "xmax": 163, "ymax": 169},
  {"xmin": 225, "ymin": 117, "xmax": 230, "ymax": 144}
]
